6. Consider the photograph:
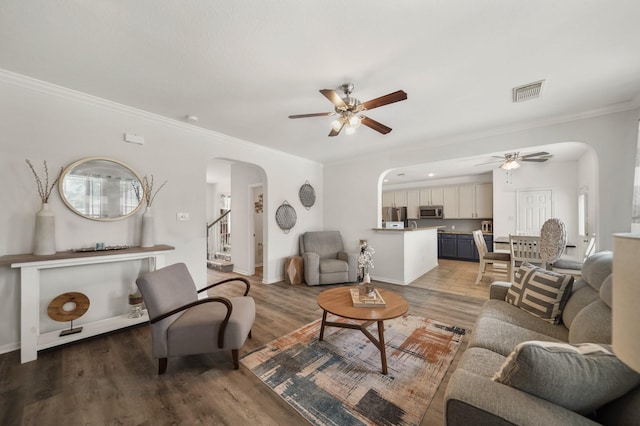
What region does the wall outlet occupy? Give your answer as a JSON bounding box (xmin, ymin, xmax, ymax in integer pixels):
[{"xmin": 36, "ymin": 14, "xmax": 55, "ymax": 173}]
[
  {"xmin": 451, "ymin": 225, "xmax": 455, "ymax": 230},
  {"xmin": 176, "ymin": 212, "xmax": 189, "ymax": 221}
]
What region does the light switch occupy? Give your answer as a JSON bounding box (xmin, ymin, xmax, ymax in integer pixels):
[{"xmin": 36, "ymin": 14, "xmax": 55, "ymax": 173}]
[{"xmin": 176, "ymin": 212, "xmax": 189, "ymax": 221}]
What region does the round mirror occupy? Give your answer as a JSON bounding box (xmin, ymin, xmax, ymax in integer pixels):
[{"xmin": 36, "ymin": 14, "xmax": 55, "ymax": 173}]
[{"xmin": 59, "ymin": 157, "xmax": 144, "ymax": 221}]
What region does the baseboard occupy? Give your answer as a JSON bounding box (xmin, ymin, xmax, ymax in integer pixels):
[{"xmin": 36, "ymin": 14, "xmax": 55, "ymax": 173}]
[{"xmin": 0, "ymin": 341, "xmax": 19, "ymax": 355}]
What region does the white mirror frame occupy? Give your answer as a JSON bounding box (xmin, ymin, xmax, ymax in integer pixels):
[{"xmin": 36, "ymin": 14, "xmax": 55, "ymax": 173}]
[{"xmin": 59, "ymin": 157, "xmax": 145, "ymax": 221}]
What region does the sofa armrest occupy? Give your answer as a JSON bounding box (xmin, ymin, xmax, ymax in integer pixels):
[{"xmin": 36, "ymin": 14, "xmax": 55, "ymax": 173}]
[
  {"xmin": 445, "ymin": 369, "xmax": 601, "ymax": 426},
  {"xmin": 302, "ymin": 252, "xmax": 320, "ymax": 285},
  {"xmin": 489, "ymin": 281, "xmax": 511, "ymax": 300},
  {"xmin": 338, "ymin": 251, "xmax": 358, "ymax": 282}
]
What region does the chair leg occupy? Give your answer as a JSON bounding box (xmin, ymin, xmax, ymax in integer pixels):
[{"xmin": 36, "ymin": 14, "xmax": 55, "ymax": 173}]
[
  {"xmin": 232, "ymin": 349, "xmax": 239, "ymax": 369},
  {"xmin": 158, "ymin": 358, "xmax": 168, "ymax": 375},
  {"xmin": 248, "ymin": 329, "xmax": 252, "ymax": 339},
  {"xmin": 475, "ymin": 260, "xmax": 484, "ymax": 285}
]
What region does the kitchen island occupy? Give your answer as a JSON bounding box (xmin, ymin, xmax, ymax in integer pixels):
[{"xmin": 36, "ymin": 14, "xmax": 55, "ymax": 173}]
[{"xmin": 368, "ymin": 226, "xmax": 443, "ymax": 285}]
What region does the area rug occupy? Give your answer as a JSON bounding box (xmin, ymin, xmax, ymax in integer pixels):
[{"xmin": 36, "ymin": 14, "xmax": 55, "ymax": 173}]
[{"xmin": 240, "ymin": 314, "xmax": 466, "ymax": 426}]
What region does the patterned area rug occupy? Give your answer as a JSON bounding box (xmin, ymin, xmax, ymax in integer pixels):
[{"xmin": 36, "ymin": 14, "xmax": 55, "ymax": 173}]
[{"xmin": 241, "ymin": 314, "xmax": 465, "ymax": 426}]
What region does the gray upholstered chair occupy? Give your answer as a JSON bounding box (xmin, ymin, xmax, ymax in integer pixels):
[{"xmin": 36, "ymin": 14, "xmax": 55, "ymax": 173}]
[
  {"xmin": 299, "ymin": 231, "xmax": 358, "ymax": 285},
  {"xmin": 136, "ymin": 263, "xmax": 255, "ymax": 374}
]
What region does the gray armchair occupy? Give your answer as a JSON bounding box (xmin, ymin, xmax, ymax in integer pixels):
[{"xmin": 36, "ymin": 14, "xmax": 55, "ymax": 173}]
[
  {"xmin": 136, "ymin": 263, "xmax": 255, "ymax": 374},
  {"xmin": 299, "ymin": 231, "xmax": 358, "ymax": 285}
]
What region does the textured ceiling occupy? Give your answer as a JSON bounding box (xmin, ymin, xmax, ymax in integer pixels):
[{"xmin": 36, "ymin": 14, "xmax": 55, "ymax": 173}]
[{"xmin": 1, "ymin": 0, "xmax": 639, "ymax": 166}]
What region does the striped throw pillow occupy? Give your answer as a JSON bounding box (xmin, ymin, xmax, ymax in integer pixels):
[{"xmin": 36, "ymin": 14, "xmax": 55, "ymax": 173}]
[{"xmin": 505, "ymin": 262, "xmax": 574, "ymax": 324}]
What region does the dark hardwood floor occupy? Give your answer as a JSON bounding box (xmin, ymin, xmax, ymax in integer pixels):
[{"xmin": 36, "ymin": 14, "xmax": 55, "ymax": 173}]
[{"xmin": 0, "ymin": 260, "xmax": 487, "ymax": 426}]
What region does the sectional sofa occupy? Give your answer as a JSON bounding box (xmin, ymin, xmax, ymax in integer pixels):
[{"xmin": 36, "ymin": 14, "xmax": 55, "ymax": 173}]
[{"xmin": 444, "ymin": 251, "xmax": 640, "ymax": 425}]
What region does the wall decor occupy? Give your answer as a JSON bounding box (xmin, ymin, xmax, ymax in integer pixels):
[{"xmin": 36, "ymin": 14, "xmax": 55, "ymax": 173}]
[
  {"xmin": 59, "ymin": 157, "xmax": 144, "ymax": 221},
  {"xmin": 299, "ymin": 180, "xmax": 316, "ymax": 210},
  {"xmin": 139, "ymin": 174, "xmax": 168, "ymax": 247},
  {"xmin": 47, "ymin": 292, "xmax": 90, "ymax": 336},
  {"xmin": 275, "ymin": 200, "xmax": 297, "ymax": 233}
]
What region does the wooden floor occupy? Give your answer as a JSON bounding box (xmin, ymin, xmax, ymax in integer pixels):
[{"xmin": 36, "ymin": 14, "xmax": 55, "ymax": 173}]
[{"xmin": 0, "ymin": 259, "xmax": 494, "ymax": 426}]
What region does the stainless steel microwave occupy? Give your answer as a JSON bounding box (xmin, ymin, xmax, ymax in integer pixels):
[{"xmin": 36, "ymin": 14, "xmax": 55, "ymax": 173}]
[{"xmin": 419, "ymin": 206, "xmax": 443, "ymax": 219}]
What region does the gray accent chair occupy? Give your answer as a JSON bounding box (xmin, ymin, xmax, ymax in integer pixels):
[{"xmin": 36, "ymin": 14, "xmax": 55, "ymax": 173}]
[
  {"xmin": 299, "ymin": 231, "xmax": 358, "ymax": 285},
  {"xmin": 136, "ymin": 263, "xmax": 255, "ymax": 374}
]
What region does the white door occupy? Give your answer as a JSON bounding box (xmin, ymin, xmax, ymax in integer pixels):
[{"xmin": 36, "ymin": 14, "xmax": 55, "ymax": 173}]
[{"xmin": 516, "ymin": 189, "xmax": 552, "ymax": 235}]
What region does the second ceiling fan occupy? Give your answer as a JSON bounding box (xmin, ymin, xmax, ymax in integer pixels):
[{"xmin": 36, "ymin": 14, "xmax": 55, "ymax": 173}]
[
  {"xmin": 288, "ymin": 83, "xmax": 407, "ymax": 136},
  {"xmin": 478, "ymin": 151, "xmax": 553, "ymax": 170}
]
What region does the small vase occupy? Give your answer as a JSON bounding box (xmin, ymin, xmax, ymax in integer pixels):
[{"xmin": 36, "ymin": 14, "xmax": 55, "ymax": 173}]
[
  {"xmin": 141, "ymin": 206, "xmax": 155, "ymax": 247},
  {"xmin": 363, "ymin": 272, "xmax": 375, "ymax": 297},
  {"xmin": 34, "ymin": 202, "xmax": 56, "ymax": 255}
]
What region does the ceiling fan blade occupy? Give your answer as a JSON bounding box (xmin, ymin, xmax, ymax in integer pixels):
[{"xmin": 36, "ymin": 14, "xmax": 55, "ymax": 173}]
[
  {"xmin": 475, "ymin": 160, "xmax": 502, "ymax": 166},
  {"xmin": 362, "ymin": 90, "xmax": 407, "ymax": 110},
  {"xmin": 288, "ymin": 112, "xmax": 333, "ymax": 119},
  {"xmin": 520, "ymin": 151, "xmax": 550, "ymax": 159},
  {"xmin": 361, "ymin": 116, "xmax": 392, "ymax": 134},
  {"xmin": 328, "ymin": 121, "xmax": 345, "ymax": 137},
  {"xmin": 521, "ymin": 158, "xmax": 550, "ymax": 162},
  {"xmin": 319, "ymin": 89, "xmax": 347, "ymax": 109}
]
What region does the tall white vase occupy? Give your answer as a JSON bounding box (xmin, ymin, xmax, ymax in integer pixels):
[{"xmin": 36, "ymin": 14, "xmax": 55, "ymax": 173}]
[
  {"xmin": 34, "ymin": 202, "xmax": 56, "ymax": 255},
  {"xmin": 141, "ymin": 206, "xmax": 155, "ymax": 247}
]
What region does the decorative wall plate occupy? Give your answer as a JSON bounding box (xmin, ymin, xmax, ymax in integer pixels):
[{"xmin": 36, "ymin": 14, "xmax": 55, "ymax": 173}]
[
  {"xmin": 299, "ymin": 180, "xmax": 316, "ymax": 210},
  {"xmin": 275, "ymin": 200, "xmax": 297, "ymax": 233}
]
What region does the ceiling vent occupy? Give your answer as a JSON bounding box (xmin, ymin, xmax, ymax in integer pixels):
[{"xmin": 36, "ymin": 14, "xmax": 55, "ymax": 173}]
[{"xmin": 512, "ymin": 80, "xmax": 545, "ymax": 103}]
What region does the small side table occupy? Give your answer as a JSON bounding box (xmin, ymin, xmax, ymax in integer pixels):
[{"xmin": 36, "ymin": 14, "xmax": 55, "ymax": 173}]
[{"xmin": 284, "ymin": 256, "xmax": 304, "ymax": 285}]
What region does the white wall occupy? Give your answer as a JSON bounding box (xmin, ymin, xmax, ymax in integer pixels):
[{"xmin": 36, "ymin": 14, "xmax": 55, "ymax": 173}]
[
  {"xmin": 0, "ymin": 71, "xmax": 322, "ymax": 353},
  {"xmin": 324, "ymin": 109, "xmax": 639, "ymax": 263},
  {"xmin": 492, "ymin": 160, "xmax": 580, "ymax": 250}
]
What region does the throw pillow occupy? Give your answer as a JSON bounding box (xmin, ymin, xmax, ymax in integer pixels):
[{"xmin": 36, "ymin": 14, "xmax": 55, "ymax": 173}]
[
  {"xmin": 492, "ymin": 341, "xmax": 640, "ymax": 414},
  {"xmin": 505, "ymin": 262, "xmax": 574, "ymax": 324}
]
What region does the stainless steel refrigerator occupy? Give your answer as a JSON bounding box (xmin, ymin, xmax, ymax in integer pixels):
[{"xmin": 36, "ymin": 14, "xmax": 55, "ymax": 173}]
[{"xmin": 382, "ymin": 206, "xmax": 408, "ymax": 226}]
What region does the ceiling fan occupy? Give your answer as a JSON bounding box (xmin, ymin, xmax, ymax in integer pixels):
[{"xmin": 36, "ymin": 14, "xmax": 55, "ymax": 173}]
[
  {"xmin": 288, "ymin": 83, "xmax": 407, "ymax": 137},
  {"xmin": 477, "ymin": 151, "xmax": 553, "ymax": 170}
]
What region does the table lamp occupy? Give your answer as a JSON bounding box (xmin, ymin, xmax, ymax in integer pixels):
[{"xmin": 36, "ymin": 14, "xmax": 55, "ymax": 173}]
[{"xmin": 612, "ymin": 233, "xmax": 640, "ymax": 372}]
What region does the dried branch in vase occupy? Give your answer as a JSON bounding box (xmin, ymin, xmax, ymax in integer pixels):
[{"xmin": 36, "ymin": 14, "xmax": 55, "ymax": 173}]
[
  {"xmin": 142, "ymin": 174, "xmax": 167, "ymax": 207},
  {"xmin": 25, "ymin": 159, "xmax": 63, "ymax": 203}
]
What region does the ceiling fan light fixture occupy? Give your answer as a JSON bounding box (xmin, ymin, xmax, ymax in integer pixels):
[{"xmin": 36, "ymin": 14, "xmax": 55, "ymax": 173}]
[
  {"xmin": 500, "ymin": 160, "xmax": 521, "ymax": 170},
  {"xmin": 348, "ymin": 114, "xmax": 362, "ymax": 128},
  {"xmin": 345, "ymin": 125, "xmax": 356, "ymax": 136},
  {"xmin": 331, "ymin": 118, "xmax": 344, "ymax": 131}
]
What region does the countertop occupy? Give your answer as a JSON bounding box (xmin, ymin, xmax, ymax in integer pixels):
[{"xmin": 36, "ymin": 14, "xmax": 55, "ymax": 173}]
[
  {"xmin": 437, "ymin": 230, "xmax": 493, "ymax": 235},
  {"xmin": 372, "ymin": 226, "xmax": 445, "ymax": 232}
]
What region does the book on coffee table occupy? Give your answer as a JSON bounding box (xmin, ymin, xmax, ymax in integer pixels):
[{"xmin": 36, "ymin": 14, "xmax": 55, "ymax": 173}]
[{"xmin": 350, "ymin": 288, "xmax": 386, "ymax": 307}]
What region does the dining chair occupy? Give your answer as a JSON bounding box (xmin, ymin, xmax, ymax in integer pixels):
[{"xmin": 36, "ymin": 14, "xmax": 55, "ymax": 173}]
[
  {"xmin": 509, "ymin": 235, "xmax": 542, "ymax": 281},
  {"xmin": 472, "ymin": 230, "xmax": 511, "ymax": 285},
  {"xmin": 551, "ymin": 235, "xmax": 596, "ymax": 276},
  {"xmin": 136, "ymin": 263, "xmax": 255, "ymax": 374},
  {"xmin": 539, "ymin": 218, "xmax": 567, "ymax": 269}
]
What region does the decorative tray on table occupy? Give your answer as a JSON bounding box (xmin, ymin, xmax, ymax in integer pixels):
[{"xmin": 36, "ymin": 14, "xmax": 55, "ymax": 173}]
[{"xmin": 350, "ymin": 288, "xmax": 386, "ymax": 308}]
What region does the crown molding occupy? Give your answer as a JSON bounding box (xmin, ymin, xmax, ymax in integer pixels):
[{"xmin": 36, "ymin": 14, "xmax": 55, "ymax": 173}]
[{"xmin": 0, "ymin": 68, "xmax": 322, "ymax": 166}]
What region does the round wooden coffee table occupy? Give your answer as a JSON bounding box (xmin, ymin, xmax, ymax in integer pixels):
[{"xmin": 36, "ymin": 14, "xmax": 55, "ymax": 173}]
[{"xmin": 317, "ymin": 286, "xmax": 409, "ymax": 374}]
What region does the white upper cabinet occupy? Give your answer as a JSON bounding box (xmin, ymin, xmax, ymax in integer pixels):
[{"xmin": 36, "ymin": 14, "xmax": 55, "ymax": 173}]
[
  {"xmin": 420, "ymin": 187, "xmax": 444, "ymax": 206},
  {"xmin": 393, "ymin": 190, "xmax": 408, "ymax": 207},
  {"xmin": 384, "ymin": 183, "xmax": 492, "ymax": 218},
  {"xmin": 443, "ymin": 186, "xmax": 459, "ymax": 218},
  {"xmin": 407, "ymin": 189, "xmax": 420, "ymax": 218},
  {"xmin": 475, "ymin": 183, "xmax": 493, "ymax": 218}
]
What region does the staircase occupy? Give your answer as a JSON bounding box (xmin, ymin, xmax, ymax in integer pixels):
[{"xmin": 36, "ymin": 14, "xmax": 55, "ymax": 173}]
[{"xmin": 207, "ymin": 209, "xmax": 233, "ymax": 272}]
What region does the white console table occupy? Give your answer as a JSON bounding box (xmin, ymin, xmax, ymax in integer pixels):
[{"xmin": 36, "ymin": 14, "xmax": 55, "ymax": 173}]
[{"xmin": 0, "ymin": 245, "xmax": 174, "ymax": 363}]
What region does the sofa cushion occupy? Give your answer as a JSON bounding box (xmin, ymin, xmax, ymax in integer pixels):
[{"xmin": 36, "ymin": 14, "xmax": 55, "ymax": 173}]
[
  {"xmin": 468, "ymin": 316, "xmax": 564, "ymax": 356},
  {"xmin": 506, "ymin": 262, "xmax": 574, "ymax": 324},
  {"xmin": 568, "ymin": 300, "xmax": 612, "ymax": 344},
  {"xmin": 580, "ymin": 251, "xmax": 613, "ymax": 292},
  {"xmin": 477, "ymin": 299, "xmax": 569, "ymax": 341},
  {"xmin": 562, "ymin": 280, "xmax": 600, "ymax": 328},
  {"xmin": 302, "ymin": 231, "xmax": 344, "ymax": 259},
  {"xmin": 492, "ymin": 341, "xmax": 640, "ymax": 415},
  {"xmin": 455, "ymin": 346, "xmax": 507, "ymax": 378}
]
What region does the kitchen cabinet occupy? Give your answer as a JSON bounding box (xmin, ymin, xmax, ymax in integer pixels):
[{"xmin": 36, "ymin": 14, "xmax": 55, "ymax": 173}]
[
  {"xmin": 443, "ymin": 187, "xmax": 459, "ymax": 218},
  {"xmin": 419, "ymin": 187, "xmax": 444, "ymax": 206},
  {"xmin": 407, "ymin": 189, "xmax": 420, "ymax": 218},
  {"xmin": 382, "ymin": 191, "xmax": 394, "ymax": 207},
  {"xmin": 382, "ymin": 190, "xmax": 408, "ymax": 207},
  {"xmin": 455, "ymin": 183, "xmax": 493, "ymax": 219},
  {"xmin": 438, "ymin": 233, "xmax": 493, "ymax": 262}
]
